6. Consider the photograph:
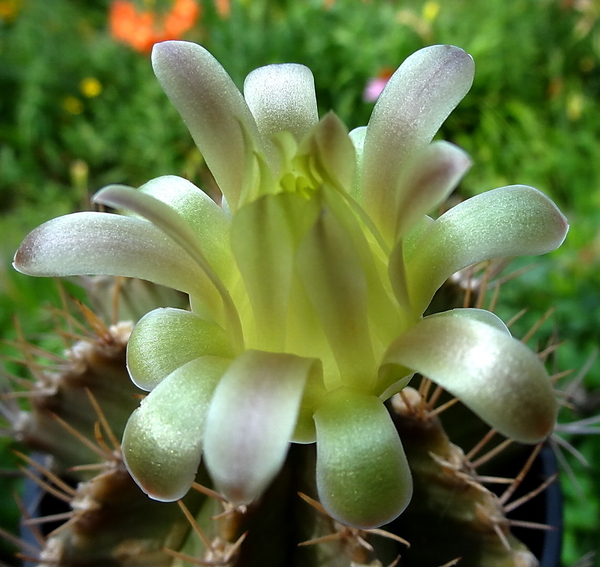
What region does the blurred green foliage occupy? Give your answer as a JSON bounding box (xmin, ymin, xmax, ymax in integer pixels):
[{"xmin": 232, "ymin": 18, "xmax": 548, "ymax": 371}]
[{"xmin": 1, "ymin": 0, "xmax": 600, "ymax": 564}]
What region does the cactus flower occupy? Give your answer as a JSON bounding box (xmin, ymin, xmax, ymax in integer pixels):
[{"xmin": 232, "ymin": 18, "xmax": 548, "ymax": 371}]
[{"xmin": 13, "ymin": 41, "xmax": 568, "ymax": 529}]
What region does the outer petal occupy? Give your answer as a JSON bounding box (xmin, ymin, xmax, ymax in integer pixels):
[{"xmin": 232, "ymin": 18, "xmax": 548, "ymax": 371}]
[
  {"xmin": 406, "ymin": 185, "xmax": 569, "ymax": 315},
  {"xmin": 136, "ymin": 175, "xmax": 233, "ymax": 282},
  {"xmin": 152, "ymin": 41, "xmax": 262, "ymax": 208},
  {"xmin": 203, "ymin": 350, "xmax": 318, "ymax": 505},
  {"xmin": 361, "ymin": 45, "xmax": 474, "ymax": 239},
  {"xmin": 314, "ymin": 387, "xmax": 412, "ymax": 528},
  {"xmin": 382, "ymin": 315, "xmax": 558, "ymax": 443},
  {"xmin": 127, "ymin": 307, "xmax": 235, "ymax": 391},
  {"xmin": 122, "ymin": 356, "xmax": 230, "ymax": 502},
  {"xmin": 244, "ymin": 63, "xmax": 318, "ymax": 149},
  {"xmin": 13, "ymin": 212, "xmax": 206, "ymax": 296},
  {"xmin": 94, "ymin": 184, "xmax": 243, "ymax": 347}
]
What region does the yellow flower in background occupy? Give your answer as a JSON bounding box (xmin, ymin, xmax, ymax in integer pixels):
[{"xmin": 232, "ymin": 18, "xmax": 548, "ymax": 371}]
[
  {"xmin": 63, "ymin": 96, "xmax": 84, "ymax": 115},
  {"xmin": 80, "ymin": 77, "xmax": 103, "ymax": 98},
  {"xmin": 0, "ymin": 0, "xmax": 21, "ymax": 22},
  {"xmin": 567, "ymin": 91, "xmax": 584, "ymax": 121},
  {"xmin": 422, "ymin": 1, "xmax": 440, "ymax": 22}
]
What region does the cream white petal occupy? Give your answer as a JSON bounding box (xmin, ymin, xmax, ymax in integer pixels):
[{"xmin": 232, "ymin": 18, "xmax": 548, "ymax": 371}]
[
  {"xmin": 203, "ymin": 350, "xmax": 318, "ymax": 505},
  {"xmin": 383, "ymin": 316, "xmax": 558, "ymax": 443},
  {"xmin": 136, "ymin": 175, "xmax": 233, "ymax": 283},
  {"xmin": 244, "ymin": 63, "xmax": 318, "ymax": 168},
  {"xmin": 314, "ymin": 388, "xmax": 412, "ymax": 528},
  {"xmin": 94, "ymin": 184, "xmax": 243, "ymax": 347},
  {"xmin": 152, "ymin": 41, "xmax": 262, "ymax": 208},
  {"xmin": 122, "ymin": 356, "xmax": 230, "ymax": 502},
  {"xmin": 13, "ymin": 212, "xmax": 206, "ymax": 297},
  {"xmin": 406, "ymin": 185, "xmax": 569, "ymax": 315},
  {"xmin": 361, "ymin": 45, "xmax": 474, "ymax": 239},
  {"xmin": 127, "ymin": 307, "xmax": 234, "ymax": 391}
]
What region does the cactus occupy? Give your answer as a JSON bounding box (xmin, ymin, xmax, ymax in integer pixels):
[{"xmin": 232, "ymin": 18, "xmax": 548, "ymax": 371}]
[
  {"xmin": 3, "ymin": 41, "xmax": 569, "ymax": 566},
  {"xmin": 1, "ymin": 290, "xmax": 560, "ymax": 566}
]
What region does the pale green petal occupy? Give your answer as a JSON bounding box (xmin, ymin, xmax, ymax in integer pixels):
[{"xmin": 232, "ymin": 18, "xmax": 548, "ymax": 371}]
[
  {"xmin": 296, "ymin": 196, "xmax": 376, "ymax": 387},
  {"xmin": 127, "ymin": 307, "xmax": 235, "ymax": 391},
  {"xmin": 13, "ymin": 212, "xmax": 206, "ymax": 297},
  {"xmin": 406, "ymin": 185, "xmax": 569, "ymax": 315},
  {"xmin": 382, "ymin": 316, "xmax": 558, "ymax": 443},
  {"xmin": 319, "ymin": 187, "xmax": 402, "ymax": 346},
  {"xmin": 244, "ymin": 63, "xmax": 318, "ymax": 148},
  {"xmin": 314, "ymin": 387, "xmax": 412, "ymax": 528},
  {"xmin": 230, "ymin": 192, "xmax": 319, "ymax": 351},
  {"xmin": 137, "ymin": 175, "xmax": 233, "ymax": 282},
  {"xmin": 151, "ymin": 41, "xmax": 262, "ymax": 208},
  {"xmin": 203, "ymin": 350, "xmax": 318, "ymax": 505},
  {"xmin": 122, "ymin": 356, "xmax": 230, "ymax": 502},
  {"xmin": 394, "ymin": 141, "xmax": 471, "ymax": 238},
  {"xmin": 94, "ymin": 184, "xmax": 243, "ymax": 347},
  {"xmin": 361, "ymin": 45, "xmax": 474, "ymax": 239}
]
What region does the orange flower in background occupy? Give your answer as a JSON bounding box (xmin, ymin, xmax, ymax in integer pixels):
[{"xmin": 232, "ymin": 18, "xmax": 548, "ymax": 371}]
[{"xmin": 110, "ymin": 0, "xmax": 200, "ymax": 54}]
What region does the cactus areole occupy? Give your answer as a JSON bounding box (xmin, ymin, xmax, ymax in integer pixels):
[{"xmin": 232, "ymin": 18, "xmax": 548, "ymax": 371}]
[{"xmin": 14, "ymin": 41, "xmax": 568, "ymax": 529}]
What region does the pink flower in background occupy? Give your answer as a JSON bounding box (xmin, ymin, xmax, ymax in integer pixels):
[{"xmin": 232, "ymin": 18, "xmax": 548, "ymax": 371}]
[{"xmin": 363, "ymin": 67, "xmax": 394, "ymax": 102}]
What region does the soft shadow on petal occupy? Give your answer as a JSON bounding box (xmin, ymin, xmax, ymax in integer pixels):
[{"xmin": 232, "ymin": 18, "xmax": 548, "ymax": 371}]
[
  {"xmin": 298, "ymin": 113, "xmax": 356, "ymax": 194},
  {"xmin": 382, "ymin": 316, "xmax": 558, "ymax": 443},
  {"xmin": 361, "ymin": 45, "xmax": 474, "ymax": 240},
  {"xmin": 152, "ymin": 41, "xmax": 262, "ymax": 208},
  {"xmin": 230, "ymin": 192, "xmax": 319, "ymax": 351},
  {"xmin": 203, "ymin": 350, "xmax": 319, "ymax": 505},
  {"xmin": 13, "ymin": 212, "xmax": 206, "ymax": 297},
  {"xmin": 406, "ymin": 185, "xmax": 569, "ymax": 315},
  {"xmin": 314, "ymin": 387, "xmax": 412, "ymax": 529},
  {"xmin": 127, "ymin": 307, "xmax": 235, "ymax": 391},
  {"xmin": 393, "ymin": 140, "xmax": 471, "ymax": 239},
  {"xmin": 296, "ymin": 195, "xmax": 376, "ymax": 387},
  {"xmin": 244, "ymin": 63, "xmax": 318, "ymax": 167},
  {"xmin": 122, "ymin": 356, "xmax": 230, "ymax": 502}
]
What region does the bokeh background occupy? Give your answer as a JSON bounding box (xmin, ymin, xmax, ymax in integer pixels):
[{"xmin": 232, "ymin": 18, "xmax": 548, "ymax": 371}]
[{"xmin": 1, "ymin": 0, "xmax": 599, "ymax": 564}]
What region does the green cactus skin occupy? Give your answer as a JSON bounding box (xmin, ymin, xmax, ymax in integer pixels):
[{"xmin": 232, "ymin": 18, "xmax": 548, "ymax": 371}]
[
  {"xmin": 389, "ymin": 387, "xmax": 540, "ymax": 567},
  {"xmin": 12, "ymin": 321, "xmax": 139, "ymax": 474}
]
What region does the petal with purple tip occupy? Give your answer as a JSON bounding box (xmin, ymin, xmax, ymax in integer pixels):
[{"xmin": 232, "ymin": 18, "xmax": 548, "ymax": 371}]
[
  {"xmin": 203, "ymin": 350, "xmax": 318, "ymax": 505},
  {"xmin": 382, "ymin": 315, "xmax": 558, "ymax": 443},
  {"xmin": 361, "ymin": 45, "xmax": 475, "ymax": 239},
  {"xmin": 13, "ymin": 212, "xmax": 206, "ymax": 297},
  {"xmin": 406, "ymin": 185, "xmax": 569, "ymax": 315},
  {"xmin": 152, "ymin": 41, "xmax": 262, "ymax": 208}
]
